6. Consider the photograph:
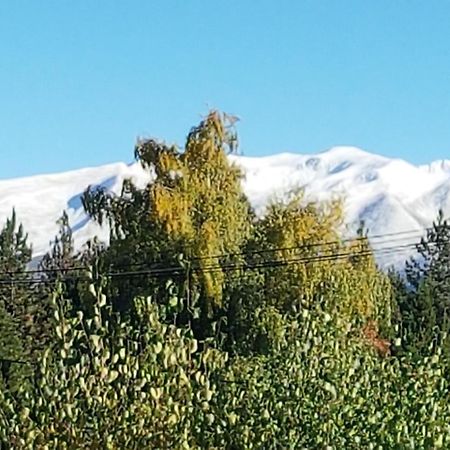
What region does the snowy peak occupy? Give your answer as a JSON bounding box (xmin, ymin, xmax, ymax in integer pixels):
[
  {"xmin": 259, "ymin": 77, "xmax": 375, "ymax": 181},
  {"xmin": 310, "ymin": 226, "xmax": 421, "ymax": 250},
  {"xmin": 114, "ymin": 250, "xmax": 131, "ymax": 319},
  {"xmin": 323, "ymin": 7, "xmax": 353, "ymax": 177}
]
[
  {"xmin": 420, "ymin": 159, "xmax": 450, "ymax": 174},
  {"xmin": 1, "ymin": 146, "xmax": 450, "ymax": 268},
  {"xmin": 0, "ymin": 162, "xmax": 149, "ymax": 256}
]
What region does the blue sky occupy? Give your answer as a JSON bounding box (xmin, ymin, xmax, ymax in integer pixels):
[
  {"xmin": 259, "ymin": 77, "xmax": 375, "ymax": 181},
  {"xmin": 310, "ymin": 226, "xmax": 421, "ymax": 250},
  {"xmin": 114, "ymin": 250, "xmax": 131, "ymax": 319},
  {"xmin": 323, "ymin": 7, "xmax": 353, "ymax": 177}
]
[{"xmin": 1, "ymin": 1, "xmax": 450, "ymax": 178}]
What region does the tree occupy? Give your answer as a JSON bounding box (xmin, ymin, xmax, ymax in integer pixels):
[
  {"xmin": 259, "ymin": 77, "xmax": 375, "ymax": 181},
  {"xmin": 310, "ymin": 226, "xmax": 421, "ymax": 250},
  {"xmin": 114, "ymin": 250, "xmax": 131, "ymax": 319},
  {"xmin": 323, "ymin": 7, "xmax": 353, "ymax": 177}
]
[
  {"xmin": 250, "ymin": 190, "xmax": 343, "ymax": 313},
  {"xmin": 252, "ymin": 192, "xmax": 392, "ymax": 326},
  {"xmin": 33, "ymin": 211, "xmax": 80, "ymax": 351},
  {"xmin": 82, "ymin": 112, "xmax": 253, "ymax": 340},
  {"xmin": 39, "ymin": 211, "xmax": 75, "ymax": 275},
  {"xmin": 219, "ymin": 191, "xmax": 394, "ymax": 356},
  {"xmin": 133, "ymin": 111, "xmax": 251, "ymax": 306},
  {"xmin": 0, "ymin": 302, "xmax": 27, "ymax": 393},
  {"xmin": 0, "ymin": 210, "xmax": 33, "ymax": 361},
  {"xmin": 0, "ymin": 278, "xmax": 226, "ymax": 448},
  {"xmin": 0, "ymin": 210, "xmax": 31, "ymax": 270},
  {"xmin": 400, "ymin": 210, "xmax": 450, "ymax": 356}
]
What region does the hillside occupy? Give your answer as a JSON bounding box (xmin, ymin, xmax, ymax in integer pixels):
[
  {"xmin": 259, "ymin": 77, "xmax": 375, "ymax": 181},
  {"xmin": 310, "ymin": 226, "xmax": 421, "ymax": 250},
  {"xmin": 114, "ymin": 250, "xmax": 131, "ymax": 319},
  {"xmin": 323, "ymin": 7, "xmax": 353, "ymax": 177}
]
[{"xmin": 1, "ymin": 146, "xmax": 449, "ymax": 265}]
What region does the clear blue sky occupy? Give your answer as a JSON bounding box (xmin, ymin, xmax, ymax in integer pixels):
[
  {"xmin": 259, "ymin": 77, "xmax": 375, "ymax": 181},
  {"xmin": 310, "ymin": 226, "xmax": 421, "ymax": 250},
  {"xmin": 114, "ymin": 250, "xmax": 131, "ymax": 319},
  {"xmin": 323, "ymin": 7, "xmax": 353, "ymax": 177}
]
[{"xmin": 1, "ymin": 0, "xmax": 450, "ymax": 179}]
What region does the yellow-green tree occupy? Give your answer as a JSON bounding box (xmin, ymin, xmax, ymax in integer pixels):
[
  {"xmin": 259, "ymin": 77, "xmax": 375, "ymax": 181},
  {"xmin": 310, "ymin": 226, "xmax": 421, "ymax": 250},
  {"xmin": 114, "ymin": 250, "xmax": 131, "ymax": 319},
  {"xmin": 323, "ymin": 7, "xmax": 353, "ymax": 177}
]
[
  {"xmin": 250, "ymin": 191, "xmax": 393, "ymax": 342},
  {"xmin": 83, "ymin": 111, "xmax": 393, "ymax": 353},
  {"xmin": 253, "ymin": 191, "xmax": 343, "ymax": 311},
  {"xmin": 135, "ymin": 111, "xmax": 251, "ymax": 307},
  {"xmin": 83, "ymin": 111, "xmax": 253, "ymax": 345}
]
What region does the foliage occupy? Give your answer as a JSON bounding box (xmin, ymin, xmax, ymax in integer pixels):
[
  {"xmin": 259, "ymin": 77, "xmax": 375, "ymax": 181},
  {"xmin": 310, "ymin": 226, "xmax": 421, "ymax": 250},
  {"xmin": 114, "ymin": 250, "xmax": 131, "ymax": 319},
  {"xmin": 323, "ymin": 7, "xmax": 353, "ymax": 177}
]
[
  {"xmin": 0, "ymin": 303, "xmax": 28, "ymax": 393},
  {"xmin": 209, "ymin": 306, "xmax": 450, "ymax": 449},
  {"xmin": 227, "ymin": 191, "xmax": 394, "ymax": 355},
  {"xmin": 2, "ymin": 111, "xmax": 450, "ymax": 447},
  {"xmin": 0, "ymin": 209, "xmax": 32, "ymax": 318},
  {"xmin": 0, "ymin": 210, "xmax": 35, "ymax": 384},
  {"xmin": 82, "ymin": 112, "xmax": 251, "ymax": 325},
  {"xmin": 399, "ymin": 210, "xmax": 450, "ymax": 356},
  {"xmin": 39, "ymin": 211, "xmax": 75, "ymax": 277},
  {"xmin": 136, "ymin": 111, "xmax": 251, "ymax": 307},
  {"xmin": 2, "ymin": 283, "xmax": 450, "ymax": 448},
  {"xmin": 0, "ymin": 278, "xmax": 226, "ymax": 448}
]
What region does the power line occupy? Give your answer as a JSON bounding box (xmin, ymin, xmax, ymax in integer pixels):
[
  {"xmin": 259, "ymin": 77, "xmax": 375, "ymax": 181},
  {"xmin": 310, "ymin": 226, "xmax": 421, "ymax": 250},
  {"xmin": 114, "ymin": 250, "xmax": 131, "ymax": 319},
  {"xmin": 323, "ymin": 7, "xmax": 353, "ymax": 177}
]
[
  {"xmin": 102, "ymin": 239, "xmax": 427, "ymax": 279},
  {"xmin": 0, "ymin": 239, "xmax": 441, "ymax": 366},
  {"xmin": 106, "ymin": 227, "xmax": 428, "ymax": 271},
  {"xmin": 0, "ymin": 239, "xmax": 426, "ymax": 287},
  {"xmin": 0, "ymin": 226, "xmax": 430, "ymax": 281}
]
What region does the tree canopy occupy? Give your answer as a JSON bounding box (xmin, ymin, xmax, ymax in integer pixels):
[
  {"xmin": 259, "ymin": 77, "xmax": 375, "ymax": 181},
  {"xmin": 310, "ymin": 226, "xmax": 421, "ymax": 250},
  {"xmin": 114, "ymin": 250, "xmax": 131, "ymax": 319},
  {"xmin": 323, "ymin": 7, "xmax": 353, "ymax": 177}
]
[{"xmin": 0, "ymin": 111, "xmax": 449, "ymax": 447}]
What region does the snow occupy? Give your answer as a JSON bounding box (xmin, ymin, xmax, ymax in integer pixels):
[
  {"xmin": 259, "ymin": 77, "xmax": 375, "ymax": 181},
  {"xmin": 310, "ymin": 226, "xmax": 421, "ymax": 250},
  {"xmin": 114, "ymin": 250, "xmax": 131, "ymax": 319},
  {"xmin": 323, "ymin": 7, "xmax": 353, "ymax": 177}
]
[
  {"xmin": 1, "ymin": 146, "xmax": 450, "ymax": 268},
  {"xmin": 0, "ymin": 162, "xmax": 149, "ymax": 256}
]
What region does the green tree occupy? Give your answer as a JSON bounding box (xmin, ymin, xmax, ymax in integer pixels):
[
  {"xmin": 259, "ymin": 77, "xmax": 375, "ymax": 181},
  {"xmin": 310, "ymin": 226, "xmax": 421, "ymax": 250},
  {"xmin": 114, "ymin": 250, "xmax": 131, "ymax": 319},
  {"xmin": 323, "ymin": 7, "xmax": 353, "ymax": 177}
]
[
  {"xmin": 0, "ymin": 302, "xmax": 27, "ymax": 393},
  {"xmin": 39, "ymin": 211, "xmax": 75, "ymax": 276},
  {"xmin": 0, "ymin": 277, "xmax": 227, "ymax": 448},
  {"xmin": 82, "ymin": 112, "xmax": 253, "ymax": 341},
  {"xmin": 0, "ymin": 209, "xmax": 32, "ymax": 311},
  {"xmin": 34, "ymin": 211, "xmax": 80, "ymax": 352},
  {"xmin": 0, "ymin": 210, "xmax": 34, "ymax": 363},
  {"xmin": 400, "ymin": 210, "xmax": 450, "ymax": 356}
]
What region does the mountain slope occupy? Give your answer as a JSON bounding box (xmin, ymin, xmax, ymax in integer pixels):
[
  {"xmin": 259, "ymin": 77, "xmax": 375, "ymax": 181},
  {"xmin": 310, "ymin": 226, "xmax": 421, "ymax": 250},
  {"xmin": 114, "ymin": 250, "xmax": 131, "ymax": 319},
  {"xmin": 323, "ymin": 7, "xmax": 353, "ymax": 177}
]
[{"xmin": 1, "ymin": 147, "xmax": 449, "ymax": 267}]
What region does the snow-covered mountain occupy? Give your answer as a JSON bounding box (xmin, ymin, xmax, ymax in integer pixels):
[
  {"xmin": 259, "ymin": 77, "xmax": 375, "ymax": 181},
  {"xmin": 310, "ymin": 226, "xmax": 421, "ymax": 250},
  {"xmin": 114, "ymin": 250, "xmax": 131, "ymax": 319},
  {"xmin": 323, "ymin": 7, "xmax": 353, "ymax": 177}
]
[{"xmin": 1, "ymin": 146, "xmax": 450, "ymax": 267}]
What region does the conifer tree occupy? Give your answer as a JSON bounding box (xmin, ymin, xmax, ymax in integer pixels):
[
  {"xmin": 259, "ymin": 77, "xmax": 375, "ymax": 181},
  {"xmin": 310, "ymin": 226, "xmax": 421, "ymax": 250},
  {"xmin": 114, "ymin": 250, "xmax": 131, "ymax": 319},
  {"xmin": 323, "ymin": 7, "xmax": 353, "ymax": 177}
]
[
  {"xmin": 0, "ymin": 303, "xmax": 26, "ymax": 392},
  {"xmin": 0, "ymin": 209, "xmax": 31, "ymax": 277},
  {"xmin": 0, "ymin": 210, "xmax": 32, "ymax": 330},
  {"xmin": 32, "ymin": 211, "xmax": 80, "ymax": 350},
  {"xmin": 401, "ymin": 210, "xmax": 450, "ymax": 355},
  {"xmin": 39, "ymin": 211, "xmax": 74, "ymax": 275},
  {"xmin": 0, "ymin": 210, "xmax": 32, "ymax": 383}
]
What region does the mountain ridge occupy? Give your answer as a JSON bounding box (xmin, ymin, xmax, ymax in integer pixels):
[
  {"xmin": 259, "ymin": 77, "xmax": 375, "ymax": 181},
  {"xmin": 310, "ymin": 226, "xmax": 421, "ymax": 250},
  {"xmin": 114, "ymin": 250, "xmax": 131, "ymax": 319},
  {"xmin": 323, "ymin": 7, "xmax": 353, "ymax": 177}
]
[{"xmin": 1, "ymin": 147, "xmax": 449, "ymax": 267}]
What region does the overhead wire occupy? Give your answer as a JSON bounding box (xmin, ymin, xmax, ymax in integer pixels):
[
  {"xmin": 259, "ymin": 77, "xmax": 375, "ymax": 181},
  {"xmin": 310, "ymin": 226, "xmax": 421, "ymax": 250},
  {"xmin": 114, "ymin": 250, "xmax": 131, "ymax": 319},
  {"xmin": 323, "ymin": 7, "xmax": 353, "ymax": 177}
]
[
  {"xmin": 0, "ymin": 226, "xmax": 430, "ymax": 280},
  {"xmin": 0, "ymin": 225, "xmax": 429, "ymax": 281},
  {"xmin": 0, "ymin": 237, "xmax": 434, "ymax": 287},
  {"xmin": 0, "ymin": 233, "xmax": 446, "ymax": 366}
]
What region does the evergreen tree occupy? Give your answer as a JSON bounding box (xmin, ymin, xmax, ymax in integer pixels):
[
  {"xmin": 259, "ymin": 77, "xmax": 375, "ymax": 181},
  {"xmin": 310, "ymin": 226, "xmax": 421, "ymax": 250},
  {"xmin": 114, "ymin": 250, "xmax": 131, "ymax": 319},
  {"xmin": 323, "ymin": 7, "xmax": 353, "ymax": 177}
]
[
  {"xmin": 34, "ymin": 211, "xmax": 80, "ymax": 349},
  {"xmin": 39, "ymin": 211, "xmax": 81, "ymax": 299},
  {"xmin": 0, "ymin": 210, "xmax": 32, "ymax": 384},
  {"xmin": 39, "ymin": 211, "xmax": 74, "ymax": 275},
  {"xmin": 0, "ymin": 303, "xmax": 27, "ymax": 392},
  {"xmin": 0, "ymin": 210, "xmax": 32, "ymax": 332},
  {"xmin": 0, "ymin": 209, "xmax": 32, "ymax": 280},
  {"xmin": 401, "ymin": 210, "xmax": 450, "ymax": 356}
]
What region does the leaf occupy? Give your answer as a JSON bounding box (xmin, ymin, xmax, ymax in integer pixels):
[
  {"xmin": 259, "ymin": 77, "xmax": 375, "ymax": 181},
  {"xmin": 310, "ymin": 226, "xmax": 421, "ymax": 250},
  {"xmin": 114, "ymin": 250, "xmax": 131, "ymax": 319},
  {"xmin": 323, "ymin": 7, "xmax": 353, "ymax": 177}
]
[
  {"xmin": 154, "ymin": 342, "xmax": 163, "ymax": 355},
  {"xmin": 90, "ymin": 335, "xmax": 101, "ymax": 349},
  {"xmin": 107, "ymin": 370, "xmax": 119, "ymax": 383}
]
